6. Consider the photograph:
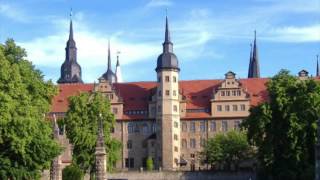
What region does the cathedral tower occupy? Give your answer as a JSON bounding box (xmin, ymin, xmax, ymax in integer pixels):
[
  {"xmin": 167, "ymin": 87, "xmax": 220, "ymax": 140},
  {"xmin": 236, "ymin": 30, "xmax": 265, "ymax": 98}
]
[
  {"xmin": 155, "ymin": 15, "xmax": 181, "ymax": 171},
  {"xmin": 101, "ymin": 40, "xmax": 116, "ymax": 83},
  {"xmin": 57, "ymin": 13, "xmax": 83, "ymax": 84},
  {"xmin": 248, "ymin": 31, "xmax": 260, "ymax": 78}
]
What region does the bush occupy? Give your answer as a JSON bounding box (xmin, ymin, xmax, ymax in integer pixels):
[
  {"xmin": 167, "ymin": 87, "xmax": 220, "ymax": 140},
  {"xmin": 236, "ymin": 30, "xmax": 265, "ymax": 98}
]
[
  {"xmin": 62, "ymin": 164, "xmax": 84, "ymax": 180},
  {"xmin": 146, "ymin": 157, "xmax": 154, "ymax": 171}
]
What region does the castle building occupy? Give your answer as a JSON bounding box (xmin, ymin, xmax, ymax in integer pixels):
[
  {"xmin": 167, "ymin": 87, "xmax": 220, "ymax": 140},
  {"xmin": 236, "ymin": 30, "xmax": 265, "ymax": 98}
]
[{"xmin": 51, "ymin": 16, "xmax": 319, "ymax": 171}]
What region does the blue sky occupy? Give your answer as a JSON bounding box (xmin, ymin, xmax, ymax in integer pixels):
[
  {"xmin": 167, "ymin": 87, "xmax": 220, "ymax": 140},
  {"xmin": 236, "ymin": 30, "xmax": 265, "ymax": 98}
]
[{"xmin": 0, "ymin": 0, "xmax": 319, "ymax": 83}]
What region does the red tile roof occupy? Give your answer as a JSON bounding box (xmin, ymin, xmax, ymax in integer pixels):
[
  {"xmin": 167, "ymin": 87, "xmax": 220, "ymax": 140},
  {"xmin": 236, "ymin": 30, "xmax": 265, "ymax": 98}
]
[
  {"xmin": 50, "ymin": 78, "xmax": 269, "ymax": 120},
  {"xmin": 51, "ymin": 83, "xmax": 94, "ymax": 113}
]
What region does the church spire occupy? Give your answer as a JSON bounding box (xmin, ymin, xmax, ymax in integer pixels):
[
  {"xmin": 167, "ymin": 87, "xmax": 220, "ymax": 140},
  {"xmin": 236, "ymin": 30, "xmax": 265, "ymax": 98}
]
[
  {"xmin": 115, "ymin": 51, "xmax": 123, "ymax": 83},
  {"xmin": 156, "ymin": 13, "xmax": 179, "ymax": 72},
  {"xmin": 101, "ymin": 40, "xmax": 116, "ymax": 83},
  {"xmin": 69, "ymin": 9, "xmax": 74, "ymax": 41},
  {"xmin": 248, "ymin": 43, "xmax": 253, "ymax": 78},
  {"xmin": 108, "ymin": 40, "xmax": 111, "ymax": 70},
  {"xmin": 248, "ymin": 30, "xmax": 260, "ymax": 78},
  {"xmin": 317, "ymin": 55, "xmax": 319, "ymax": 77},
  {"xmin": 163, "ymin": 13, "xmax": 173, "ymax": 53},
  {"xmin": 57, "ymin": 10, "xmax": 83, "ymax": 84}
]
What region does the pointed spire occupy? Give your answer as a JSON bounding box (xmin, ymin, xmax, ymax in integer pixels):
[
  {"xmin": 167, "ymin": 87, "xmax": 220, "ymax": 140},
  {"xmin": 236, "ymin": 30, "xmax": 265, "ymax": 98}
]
[
  {"xmin": 317, "ymin": 55, "xmax": 319, "ymax": 77},
  {"xmin": 248, "ymin": 30, "xmax": 260, "ymax": 78},
  {"xmin": 115, "ymin": 51, "xmax": 123, "ymax": 83},
  {"xmin": 164, "ymin": 9, "xmax": 171, "ymax": 43},
  {"xmin": 108, "ymin": 39, "xmax": 111, "ymax": 70},
  {"xmin": 69, "ymin": 8, "xmax": 74, "ymax": 40},
  {"xmin": 248, "ymin": 43, "xmax": 253, "ymax": 78},
  {"xmin": 163, "ymin": 10, "xmax": 173, "ymax": 53},
  {"xmin": 116, "ymin": 51, "xmax": 120, "ymax": 67}
]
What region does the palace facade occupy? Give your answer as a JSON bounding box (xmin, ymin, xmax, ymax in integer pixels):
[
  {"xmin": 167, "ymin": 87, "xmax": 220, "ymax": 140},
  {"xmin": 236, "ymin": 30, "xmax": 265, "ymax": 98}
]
[{"xmin": 50, "ymin": 15, "xmax": 320, "ymax": 172}]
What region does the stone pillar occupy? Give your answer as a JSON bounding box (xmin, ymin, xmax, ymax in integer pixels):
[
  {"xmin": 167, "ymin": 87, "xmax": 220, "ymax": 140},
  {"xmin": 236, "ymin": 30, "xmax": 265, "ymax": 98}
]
[
  {"xmin": 315, "ymin": 118, "xmax": 320, "ymax": 180},
  {"xmin": 95, "ymin": 114, "xmax": 107, "ymax": 180},
  {"xmin": 50, "ymin": 114, "xmax": 62, "ymax": 180}
]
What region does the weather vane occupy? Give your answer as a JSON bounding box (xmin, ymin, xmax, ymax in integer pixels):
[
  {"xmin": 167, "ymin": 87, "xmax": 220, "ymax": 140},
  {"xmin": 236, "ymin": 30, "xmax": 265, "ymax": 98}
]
[{"xmin": 70, "ymin": 8, "xmax": 73, "ymax": 19}]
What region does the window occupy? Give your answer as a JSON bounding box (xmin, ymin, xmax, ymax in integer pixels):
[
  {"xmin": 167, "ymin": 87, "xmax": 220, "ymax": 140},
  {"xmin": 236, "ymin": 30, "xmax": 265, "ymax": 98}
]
[
  {"xmin": 142, "ymin": 157, "xmax": 147, "ymax": 168},
  {"xmin": 158, "ymin": 105, "xmax": 161, "ymax": 112},
  {"xmin": 125, "ymin": 158, "xmax": 134, "ymax": 168},
  {"xmin": 240, "ymin": 104, "xmax": 246, "ymax": 111},
  {"xmin": 173, "ymin": 105, "xmax": 178, "ymax": 112},
  {"xmin": 221, "ymin": 91, "xmax": 225, "ymax": 96},
  {"xmin": 233, "ymin": 105, "xmax": 238, "ymax": 111},
  {"xmin": 166, "ymin": 90, "xmax": 170, "ymax": 96},
  {"xmin": 222, "ymin": 121, "xmax": 228, "ymax": 132},
  {"xmin": 226, "ymin": 91, "xmax": 230, "ymax": 96},
  {"xmin": 190, "ymin": 122, "xmax": 196, "ymax": 132},
  {"xmin": 234, "ymin": 120, "xmax": 241, "ymax": 130},
  {"xmin": 190, "ymin": 153, "xmax": 195, "ymax": 158},
  {"xmin": 158, "ymin": 77, "xmax": 161, "ymax": 82},
  {"xmin": 232, "ymin": 90, "xmax": 236, "ymax": 96},
  {"xmin": 134, "ymin": 124, "xmax": 140, "ymax": 133},
  {"xmin": 142, "ymin": 124, "xmax": 149, "ymax": 134},
  {"xmin": 182, "ymin": 139, "xmax": 187, "ymax": 148},
  {"xmin": 165, "ymin": 76, "xmax": 170, "ymax": 82},
  {"xmin": 200, "ymin": 138, "xmax": 206, "ymax": 147},
  {"xmin": 210, "ymin": 121, "xmax": 216, "ymax": 132},
  {"xmin": 217, "ymin": 105, "xmax": 222, "ymax": 111},
  {"xmin": 151, "ymin": 123, "xmax": 156, "ymax": 133},
  {"xmin": 182, "ymin": 122, "xmax": 187, "ymax": 132},
  {"xmin": 200, "ymin": 121, "xmax": 206, "ymax": 132},
  {"xmin": 174, "ymin": 121, "xmax": 179, "ymax": 128},
  {"xmin": 173, "ymin": 76, "xmax": 177, "ymax": 82},
  {"xmin": 112, "ymin": 108, "xmax": 118, "ymax": 114},
  {"xmin": 174, "ymin": 134, "xmax": 178, "ymax": 140},
  {"xmin": 237, "ymin": 90, "xmax": 241, "ymax": 96},
  {"xmin": 151, "ymin": 107, "xmax": 156, "ymax": 115},
  {"xmin": 190, "ymin": 138, "xmax": 196, "ymax": 148},
  {"xmin": 158, "ymin": 90, "xmax": 162, "ymax": 97},
  {"xmin": 128, "ymin": 123, "xmax": 134, "ymax": 133},
  {"xmin": 173, "ymin": 90, "xmax": 177, "ymax": 96},
  {"xmin": 127, "ymin": 140, "xmax": 132, "ymax": 149},
  {"xmin": 225, "ymin": 105, "xmax": 230, "ymax": 111},
  {"xmin": 174, "ymin": 146, "xmax": 178, "ymax": 152}
]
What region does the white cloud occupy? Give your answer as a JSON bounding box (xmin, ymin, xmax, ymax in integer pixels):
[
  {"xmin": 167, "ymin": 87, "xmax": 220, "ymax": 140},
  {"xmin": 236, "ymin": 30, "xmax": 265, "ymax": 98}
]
[
  {"xmin": 146, "ymin": 0, "xmax": 173, "ymax": 8},
  {"xmin": 265, "ymin": 24, "xmax": 320, "ymax": 42},
  {"xmin": 0, "ymin": 3, "xmax": 30, "ymax": 22}
]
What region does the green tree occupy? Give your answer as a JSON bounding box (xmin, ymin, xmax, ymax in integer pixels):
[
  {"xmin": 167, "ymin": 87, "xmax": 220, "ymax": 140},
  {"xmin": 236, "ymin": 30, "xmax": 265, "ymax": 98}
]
[
  {"xmin": 242, "ymin": 70, "xmax": 320, "ymax": 180},
  {"xmin": 146, "ymin": 156, "xmax": 154, "ymax": 171},
  {"xmin": 62, "ymin": 164, "xmax": 84, "ymax": 180},
  {"xmin": 201, "ymin": 130, "xmax": 253, "ymax": 171},
  {"xmin": 64, "ymin": 92, "xmax": 121, "ymax": 178},
  {"xmin": 0, "ymin": 39, "xmax": 61, "ymax": 179}
]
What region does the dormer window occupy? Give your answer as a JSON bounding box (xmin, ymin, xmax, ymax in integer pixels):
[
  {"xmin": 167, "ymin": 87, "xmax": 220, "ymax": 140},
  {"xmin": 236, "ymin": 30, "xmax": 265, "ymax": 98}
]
[
  {"xmin": 221, "ymin": 91, "xmax": 225, "ymax": 96},
  {"xmin": 226, "ymin": 91, "xmax": 230, "ymax": 96}
]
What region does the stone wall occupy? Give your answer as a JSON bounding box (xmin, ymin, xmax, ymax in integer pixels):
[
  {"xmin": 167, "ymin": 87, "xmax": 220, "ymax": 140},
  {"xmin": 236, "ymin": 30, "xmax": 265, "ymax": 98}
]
[{"xmin": 104, "ymin": 171, "xmax": 256, "ymax": 180}]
